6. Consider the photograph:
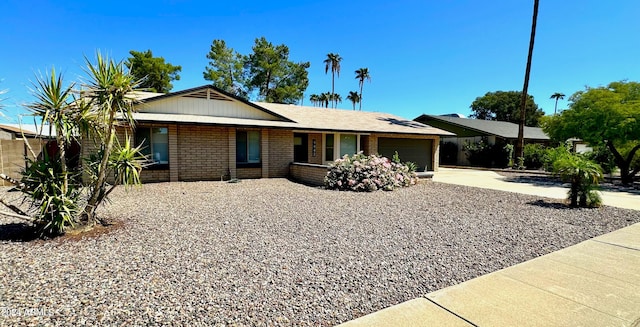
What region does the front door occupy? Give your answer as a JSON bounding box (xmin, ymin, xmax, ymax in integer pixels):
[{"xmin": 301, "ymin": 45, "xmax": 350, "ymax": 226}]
[{"xmin": 294, "ymin": 133, "xmax": 308, "ymax": 162}]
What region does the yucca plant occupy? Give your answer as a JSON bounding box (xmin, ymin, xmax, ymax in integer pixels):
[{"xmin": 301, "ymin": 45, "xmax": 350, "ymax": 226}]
[
  {"xmin": 81, "ymin": 52, "xmax": 142, "ymax": 225},
  {"xmin": 5, "ymin": 51, "xmax": 146, "ymax": 237},
  {"xmin": 553, "ymin": 153, "xmax": 603, "ymax": 207}
]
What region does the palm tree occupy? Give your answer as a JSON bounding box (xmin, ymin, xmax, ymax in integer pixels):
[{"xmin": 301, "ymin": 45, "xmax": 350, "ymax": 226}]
[
  {"xmin": 347, "ymin": 91, "xmax": 361, "ymax": 110},
  {"xmin": 331, "ymin": 93, "xmax": 342, "ymax": 107},
  {"xmin": 309, "ymin": 94, "xmax": 320, "ymax": 107},
  {"xmin": 516, "ymin": 0, "xmax": 539, "ymax": 160},
  {"xmin": 550, "ymin": 92, "xmax": 565, "ymax": 115},
  {"xmin": 355, "ymin": 68, "xmax": 371, "ymax": 110},
  {"xmin": 324, "ymin": 53, "xmax": 342, "ymax": 108},
  {"xmin": 320, "ymin": 92, "xmax": 331, "ymax": 108}
]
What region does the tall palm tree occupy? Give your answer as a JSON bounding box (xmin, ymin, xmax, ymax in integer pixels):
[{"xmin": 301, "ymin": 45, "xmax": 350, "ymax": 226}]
[
  {"xmin": 355, "ymin": 68, "xmax": 371, "ymax": 110},
  {"xmin": 324, "ymin": 53, "xmax": 342, "ymax": 108},
  {"xmin": 550, "ymin": 92, "xmax": 565, "ymax": 115},
  {"xmin": 346, "ymin": 91, "xmax": 361, "ymax": 110},
  {"xmin": 516, "ymin": 0, "xmax": 539, "ymax": 160}
]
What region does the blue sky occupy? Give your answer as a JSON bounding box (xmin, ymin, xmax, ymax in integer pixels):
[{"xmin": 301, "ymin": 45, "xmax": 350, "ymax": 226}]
[{"xmin": 1, "ymin": 0, "xmax": 639, "ymax": 123}]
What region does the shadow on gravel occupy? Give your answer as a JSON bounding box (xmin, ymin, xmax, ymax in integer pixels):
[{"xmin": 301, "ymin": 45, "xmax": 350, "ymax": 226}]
[
  {"xmin": 527, "ymin": 199, "xmax": 571, "ymax": 210},
  {"xmin": 0, "ymin": 222, "xmax": 38, "ymax": 242},
  {"xmin": 504, "ymin": 175, "xmax": 640, "ymax": 195}
]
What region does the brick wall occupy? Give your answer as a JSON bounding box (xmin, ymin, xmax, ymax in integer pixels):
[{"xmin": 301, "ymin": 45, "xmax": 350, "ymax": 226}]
[
  {"xmin": 267, "ymin": 129, "xmax": 293, "ymax": 178},
  {"xmin": 237, "ymin": 168, "xmax": 262, "ymax": 179},
  {"xmin": 178, "ymin": 125, "xmax": 229, "ymax": 181},
  {"xmin": 289, "ymin": 162, "xmax": 328, "ymax": 186}
]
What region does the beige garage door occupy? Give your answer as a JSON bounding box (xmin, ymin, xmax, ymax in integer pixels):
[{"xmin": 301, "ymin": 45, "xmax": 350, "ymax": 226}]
[{"xmin": 378, "ymin": 138, "xmax": 433, "ymax": 171}]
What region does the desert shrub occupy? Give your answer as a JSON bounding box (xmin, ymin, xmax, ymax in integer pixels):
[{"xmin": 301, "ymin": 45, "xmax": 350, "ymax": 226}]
[
  {"xmin": 553, "ymin": 153, "xmax": 603, "ymax": 207},
  {"xmin": 523, "ymin": 143, "xmax": 546, "ymax": 169},
  {"xmin": 325, "ymin": 152, "xmax": 418, "ymax": 191},
  {"xmin": 440, "ymin": 142, "xmax": 458, "ymax": 165},
  {"xmin": 463, "ymin": 138, "xmax": 510, "ymax": 168}
]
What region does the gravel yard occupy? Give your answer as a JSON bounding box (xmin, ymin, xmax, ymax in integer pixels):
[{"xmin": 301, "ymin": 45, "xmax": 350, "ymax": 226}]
[{"xmin": 1, "ymin": 179, "xmax": 639, "ymax": 326}]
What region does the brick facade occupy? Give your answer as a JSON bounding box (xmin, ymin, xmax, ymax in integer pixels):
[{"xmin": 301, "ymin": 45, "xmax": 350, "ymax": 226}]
[
  {"xmin": 267, "ymin": 129, "xmax": 293, "ymax": 178},
  {"xmin": 177, "ymin": 125, "xmax": 229, "ymax": 181},
  {"xmin": 81, "ymin": 125, "xmax": 440, "ymax": 184}
]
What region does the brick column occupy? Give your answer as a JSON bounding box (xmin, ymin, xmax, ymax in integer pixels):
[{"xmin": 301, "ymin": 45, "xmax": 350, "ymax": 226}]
[
  {"xmin": 433, "ymin": 136, "xmax": 440, "ymax": 171},
  {"xmin": 168, "ymin": 124, "xmax": 178, "ymax": 182},
  {"xmin": 228, "ymin": 129, "xmax": 236, "ymax": 179},
  {"xmin": 261, "ymin": 129, "xmax": 269, "ymax": 178}
]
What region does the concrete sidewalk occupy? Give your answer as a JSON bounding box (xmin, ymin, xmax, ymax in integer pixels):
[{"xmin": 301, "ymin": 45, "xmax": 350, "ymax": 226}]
[
  {"xmin": 339, "ymin": 223, "xmax": 640, "ymax": 327},
  {"xmin": 432, "ymin": 168, "xmax": 640, "ymax": 211},
  {"xmin": 338, "ymin": 168, "xmax": 640, "ymax": 326}
]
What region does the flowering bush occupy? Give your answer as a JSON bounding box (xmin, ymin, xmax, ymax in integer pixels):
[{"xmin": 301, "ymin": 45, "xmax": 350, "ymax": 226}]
[{"xmin": 325, "ymin": 152, "xmax": 419, "ymax": 191}]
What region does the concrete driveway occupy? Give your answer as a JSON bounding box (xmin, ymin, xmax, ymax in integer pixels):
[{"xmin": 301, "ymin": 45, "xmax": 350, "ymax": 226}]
[{"xmin": 432, "ymin": 168, "xmax": 640, "ymax": 211}]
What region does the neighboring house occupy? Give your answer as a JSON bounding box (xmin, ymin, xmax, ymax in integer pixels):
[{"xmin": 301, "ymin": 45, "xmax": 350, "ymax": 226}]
[
  {"xmin": 414, "ymin": 114, "xmax": 549, "ymax": 166},
  {"xmin": 89, "ymin": 85, "xmax": 453, "ymax": 185},
  {"xmin": 0, "ymin": 123, "xmax": 56, "ymax": 140},
  {"xmin": 0, "ymin": 124, "xmax": 55, "ymax": 186}
]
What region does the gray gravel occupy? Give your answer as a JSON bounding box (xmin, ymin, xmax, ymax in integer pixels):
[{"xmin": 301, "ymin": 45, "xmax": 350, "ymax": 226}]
[{"xmin": 1, "ymin": 179, "xmax": 639, "ymax": 326}]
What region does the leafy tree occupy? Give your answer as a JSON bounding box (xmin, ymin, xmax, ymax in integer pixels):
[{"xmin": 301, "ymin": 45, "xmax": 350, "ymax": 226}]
[
  {"xmin": 126, "ymin": 50, "xmax": 181, "ymax": 93},
  {"xmin": 203, "ymin": 39, "xmax": 248, "ymax": 98},
  {"xmin": 550, "ymin": 92, "xmax": 565, "ymax": 115},
  {"xmin": 470, "ymin": 90, "xmax": 544, "ymax": 126},
  {"xmin": 346, "ymin": 91, "xmax": 360, "ymax": 110},
  {"xmin": 355, "ymin": 67, "xmax": 371, "ymax": 111},
  {"xmin": 246, "ymin": 37, "xmax": 310, "ymax": 104},
  {"xmin": 324, "ymin": 53, "xmax": 342, "ymax": 108},
  {"xmin": 542, "ymin": 81, "xmax": 640, "ymax": 185}
]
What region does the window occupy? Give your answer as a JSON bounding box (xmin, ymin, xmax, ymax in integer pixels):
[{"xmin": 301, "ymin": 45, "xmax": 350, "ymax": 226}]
[
  {"xmin": 237, "ymin": 130, "xmax": 261, "ymax": 167},
  {"xmin": 339, "ymin": 134, "xmax": 357, "ymax": 157},
  {"xmin": 325, "ymin": 133, "xmax": 361, "ymax": 162},
  {"xmin": 136, "ymin": 127, "xmax": 169, "ymax": 169},
  {"xmin": 325, "ymin": 134, "xmax": 334, "ymax": 161}
]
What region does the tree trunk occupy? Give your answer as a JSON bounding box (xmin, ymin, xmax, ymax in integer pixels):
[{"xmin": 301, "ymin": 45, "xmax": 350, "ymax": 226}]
[
  {"xmin": 331, "ymin": 72, "xmax": 335, "ymax": 108},
  {"xmin": 56, "ymin": 133, "xmax": 68, "ymax": 196},
  {"xmin": 359, "ymin": 83, "xmax": 364, "ymax": 111},
  {"xmin": 607, "ymin": 140, "xmax": 639, "ymax": 185},
  {"xmin": 516, "ymin": 0, "xmax": 539, "ymax": 160},
  {"xmin": 83, "ymin": 109, "xmax": 117, "ymax": 224}
]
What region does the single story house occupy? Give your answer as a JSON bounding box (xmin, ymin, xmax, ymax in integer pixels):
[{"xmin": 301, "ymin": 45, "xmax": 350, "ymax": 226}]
[
  {"xmin": 414, "ymin": 114, "xmax": 549, "ymax": 166},
  {"xmin": 90, "ymin": 85, "xmax": 453, "ymax": 185}
]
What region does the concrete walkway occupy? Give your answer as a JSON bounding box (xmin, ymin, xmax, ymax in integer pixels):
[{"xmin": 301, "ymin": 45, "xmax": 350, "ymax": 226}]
[
  {"xmin": 338, "ymin": 168, "xmax": 640, "ymax": 327},
  {"xmin": 432, "ymin": 168, "xmax": 640, "ymax": 211}
]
